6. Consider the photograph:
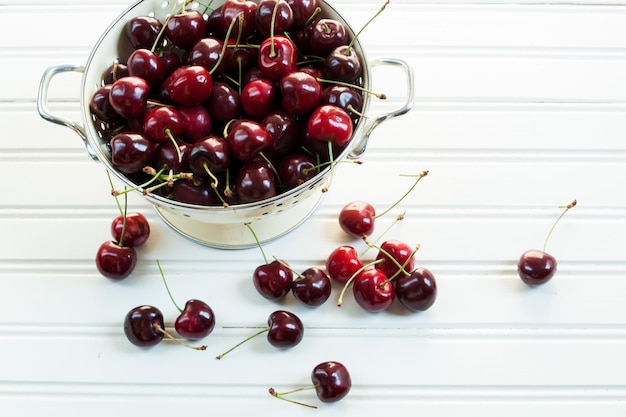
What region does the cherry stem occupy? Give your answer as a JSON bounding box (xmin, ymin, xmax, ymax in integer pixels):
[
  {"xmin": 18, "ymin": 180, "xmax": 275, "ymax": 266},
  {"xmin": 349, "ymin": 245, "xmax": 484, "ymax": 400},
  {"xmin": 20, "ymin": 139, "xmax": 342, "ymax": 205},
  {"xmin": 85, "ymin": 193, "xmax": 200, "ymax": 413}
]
[
  {"xmin": 346, "ymin": 0, "xmax": 389, "ymax": 53},
  {"xmin": 321, "ymin": 140, "xmax": 334, "ymax": 193},
  {"xmin": 154, "ymin": 324, "xmax": 207, "ymax": 351},
  {"xmin": 273, "ymin": 256, "xmax": 303, "ymax": 279},
  {"xmin": 215, "ymin": 327, "xmax": 269, "ymax": 359},
  {"xmin": 543, "ymin": 199, "xmax": 577, "ymax": 252},
  {"xmin": 165, "ymin": 129, "xmax": 183, "ymax": 163},
  {"xmin": 358, "ymin": 211, "xmax": 406, "ymax": 258},
  {"xmin": 302, "ymin": 158, "xmax": 362, "ymax": 175},
  {"xmin": 210, "ymin": 16, "xmax": 238, "ymax": 74},
  {"xmin": 245, "ymin": 222, "xmax": 269, "ymax": 264},
  {"xmin": 150, "ymin": 0, "xmax": 182, "ymax": 52},
  {"xmin": 316, "ymin": 77, "xmax": 386, "ymax": 100},
  {"xmin": 337, "ymin": 258, "xmax": 385, "ymax": 307},
  {"xmin": 156, "ymin": 259, "xmax": 183, "ymax": 313},
  {"xmin": 363, "ymin": 236, "xmax": 412, "ymax": 277},
  {"xmin": 383, "ymin": 244, "xmax": 421, "ymax": 285},
  {"xmin": 303, "ymin": 7, "xmax": 322, "ymax": 29},
  {"xmin": 269, "ymin": 0, "xmax": 280, "ymax": 58},
  {"xmin": 202, "ymin": 163, "xmax": 229, "ymax": 207},
  {"xmin": 106, "ymin": 171, "xmax": 128, "ymax": 247},
  {"xmin": 268, "ymin": 387, "xmax": 319, "ymax": 409},
  {"xmin": 374, "ymin": 170, "xmax": 429, "ymax": 220}
]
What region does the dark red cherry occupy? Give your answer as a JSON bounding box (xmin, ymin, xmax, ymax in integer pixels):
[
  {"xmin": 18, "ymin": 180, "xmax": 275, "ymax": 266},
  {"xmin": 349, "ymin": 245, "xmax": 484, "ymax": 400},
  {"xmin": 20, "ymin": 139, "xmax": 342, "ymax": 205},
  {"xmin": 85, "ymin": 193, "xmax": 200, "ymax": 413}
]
[
  {"xmin": 312, "ymin": 361, "xmax": 352, "ymax": 403},
  {"xmin": 261, "ymin": 111, "xmax": 299, "ymax": 158},
  {"xmin": 189, "ymin": 135, "xmax": 232, "ymax": 178},
  {"xmin": 255, "ymin": 0, "xmax": 294, "ymax": 37},
  {"xmin": 338, "ymin": 201, "xmax": 376, "ymax": 238},
  {"xmin": 111, "ymin": 212, "xmax": 151, "ymax": 247},
  {"xmin": 221, "ymin": 0, "xmax": 258, "ymax": 40},
  {"xmin": 102, "ymin": 62, "xmax": 129, "ymax": 85},
  {"xmin": 241, "ymin": 78, "xmax": 278, "ymax": 120},
  {"xmin": 166, "ymin": 65, "xmax": 214, "ymax": 106},
  {"xmin": 321, "ymin": 85, "xmax": 363, "ymax": 118},
  {"xmin": 90, "ymin": 85, "xmax": 123, "ymax": 124},
  {"xmin": 159, "ymin": 51, "xmax": 182, "ymax": 77},
  {"xmin": 253, "ymin": 259, "xmax": 294, "ymax": 301},
  {"xmin": 123, "ymin": 305, "xmax": 165, "ymax": 347},
  {"xmin": 375, "ymin": 240, "xmax": 415, "ymax": 279},
  {"xmin": 286, "ymin": 0, "xmax": 318, "ymax": 28},
  {"xmin": 189, "ymin": 37, "xmax": 229, "ymax": 75},
  {"xmin": 258, "ymin": 35, "xmax": 297, "ymax": 81},
  {"xmin": 127, "ymin": 48, "xmax": 165, "ymax": 88},
  {"xmin": 151, "ymin": 139, "xmax": 191, "ymax": 173},
  {"xmin": 205, "ymin": 81, "xmax": 242, "ymax": 123},
  {"xmin": 110, "ymin": 132, "xmax": 155, "ymax": 174},
  {"xmin": 518, "ymin": 249, "xmax": 557, "ymax": 286},
  {"xmin": 175, "ymin": 299, "xmax": 216, "ymax": 340},
  {"xmin": 124, "ymin": 16, "xmax": 164, "ymax": 50},
  {"xmin": 279, "ymin": 71, "xmax": 322, "ymax": 115},
  {"xmin": 307, "ymin": 104, "xmax": 353, "ymax": 147},
  {"xmin": 267, "ymin": 310, "xmax": 304, "ymax": 348},
  {"xmin": 307, "ymin": 18, "xmax": 348, "ymax": 56},
  {"xmin": 171, "ymin": 176, "xmax": 218, "ymax": 206},
  {"xmin": 278, "ymin": 153, "xmax": 317, "ymax": 189},
  {"xmin": 292, "ymin": 267, "xmax": 332, "ymax": 307},
  {"xmin": 165, "ymin": 10, "xmax": 207, "ymax": 49},
  {"xmin": 95, "ymin": 240, "xmax": 137, "ymax": 280},
  {"xmin": 235, "ymin": 160, "xmax": 276, "ymax": 203},
  {"xmin": 143, "ymin": 106, "xmax": 184, "ymax": 143},
  {"xmin": 227, "ymin": 119, "xmax": 272, "ymax": 163},
  {"xmin": 179, "ymin": 105, "xmax": 213, "ymax": 143},
  {"xmin": 109, "ymin": 76, "xmax": 150, "ymax": 119},
  {"xmin": 325, "ymin": 245, "xmax": 363, "ymax": 285},
  {"xmin": 395, "ymin": 267, "xmax": 437, "ymax": 312},
  {"xmin": 352, "ymin": 268, "xmax": 395, "ymax": 313},
  {"xmin": 323, "ymin": 45, "xmax": 362, "ymax": 83}
]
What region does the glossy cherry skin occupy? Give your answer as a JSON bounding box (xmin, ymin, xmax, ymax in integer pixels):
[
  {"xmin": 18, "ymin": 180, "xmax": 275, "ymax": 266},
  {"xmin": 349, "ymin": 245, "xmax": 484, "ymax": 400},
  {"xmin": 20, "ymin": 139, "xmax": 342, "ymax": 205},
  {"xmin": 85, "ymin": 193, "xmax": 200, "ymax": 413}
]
[
  {"xmin": 227, "ymin": 119, "xmax": 272, "ymax": 163},
  {"xmin": 165, "ymin": 9, "xmax": 207, "ymax": 49},
  {"xmin": 267, "ymin": 310, "xmax": 304, "ymax": 348},
  {"xmin": 292, "ymin": 267, "xmax": 332, "ymax": 307},
  {"xmin": 338, "ymin": 201, "xmax": 376, "ymax": 238},
  {"xmin": 110, "ymin": 212, "xmax": 151, "ymax": 247},
  {"xmin": 278, "ymin": 153, "xmax": 317, "ymax": 189},
  {"xmin": 307, "ymin": 18, "xmax": 348, "ymax": 56},
  {"xmin": 189, "ymin": 135, "xmax": 232, "ymax": 177},
  {"xmin": 205, "ymin": 81, "xmax": 242, "ymax": 123},
  {"xmin": 110, "ymin": 132, "xmax": 155, "ymax": 174},
  {"xmin": 171, "ymin": 176, "xmax": 218, "ymax": 206},
  {"xmin": 261, "ymin": 111, "xmax": 299, "ymax": 158},
  {"xmin": 241, "ymin": 78, "xmax": 277, "ymax": 120},
  {"xmin": 253, "ymin": 259, "xmax": 294, "ymax": 301},
  {"xmin": 221, "ymin": 0, "xmax": 258, "ymax": 40},
  {"xmin": 189, "ymin": 37, "xmax": 229, "ymax": 75},
  {"xmin": 395, "ymin": 267, "xmax": 437, "ymax": 312},
  {"xmin": 127, "ymin": 48, "xmax": 165, "ymax": 88},
  {"xmin": 518, "ymin": 249, "xmax": 557, "ymax": 286},
  {"xmin": 152, "ymin": 139, "xmax": 191, "ymax": 173},
  {"xmin": 179, "ymin": 105, "xmax": 213, "ymax": 143},
  {"xmin": 90, "ymin": 85, "xmax": 123, "ymax": 125},
  {"xmin": 109, "ymin": 76, "xmax": 150, "ymax": 119},
  {"xmin": 321, "ymin": 85, "xmax": 363, "ymax": 119},
  {"xmin": 258, "ymin": 35, "xmax": 298, "ymax": 81},
  {"xmin": 279, "ymin": 71, "xmax": 322, "ymax": 115},
  {"xmin": 375, "ymin": 240, "xmax": 415, "ymax": 279},
  {"xmin": 166, "ymin": 65, "xmax": 214, "ymax": 106},
  {"xmin": 102, "ymin": 62, "xmax": 129, "ymax": 85},
  {"xmin": 323, "ymin": 45, "xmax": 362, "ymax": 83},
  {"xmin": 235, "ymin": 160, "xmax": 277, "ymax": 203},
  {"xmin": 95, "ymin": 240, "xmax": 137, "ymax": 280},
  {"xmin": 286, "ymin": 0, "xmax": 317, "ymax": 28},
  {"xmin": 143, "ymin": 106, "xmax": 184, "ymax": 143},
  {"xmin": 124, "ymin": 305, "xmax": 165, "ymax": 347},
  {"xmin": 175, "ymin": 299, "xmax": 216, "ymax": 340},
  {"xmin": 124, "ymin": 16, "xmax": 163, "ymax": 50},
  {"xmin": 353, "ymin": 268, "xmax": 395, "ymax": 312},
  {"xmin": 311, "ymin": 361, "xmax": 352, "ymax": 403},
  {"xmin": 307, "ymin": 104, "xmax": 353, "ymax": 147},
  {"xmin": 325, "ymin": 245, "xmax": 363, "ymax": 285},
  {"xmin": 256, "ymin": 0, "xmax": 294, "ymax": 37}
]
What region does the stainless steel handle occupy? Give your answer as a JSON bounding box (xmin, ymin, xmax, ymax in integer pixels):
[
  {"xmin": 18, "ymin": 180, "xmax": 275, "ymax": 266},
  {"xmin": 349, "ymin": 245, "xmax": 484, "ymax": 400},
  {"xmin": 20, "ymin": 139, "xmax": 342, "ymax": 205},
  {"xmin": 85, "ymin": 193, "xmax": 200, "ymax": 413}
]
[
  {"xmin": 348, "ymin": 58, "xmax": 415, "ymax": 159},
  {"xmin": 37, "ymin": 64, "xmax": 98, "ymax": 160}
]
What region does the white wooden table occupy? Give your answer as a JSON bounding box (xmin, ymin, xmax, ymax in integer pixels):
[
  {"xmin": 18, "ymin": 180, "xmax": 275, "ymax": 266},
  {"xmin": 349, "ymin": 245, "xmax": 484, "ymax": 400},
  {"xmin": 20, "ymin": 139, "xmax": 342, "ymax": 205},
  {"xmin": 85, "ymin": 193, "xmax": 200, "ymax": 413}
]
[{"xmin": 2, "ymin": 0, "xmax": 626, "ymax": 415}]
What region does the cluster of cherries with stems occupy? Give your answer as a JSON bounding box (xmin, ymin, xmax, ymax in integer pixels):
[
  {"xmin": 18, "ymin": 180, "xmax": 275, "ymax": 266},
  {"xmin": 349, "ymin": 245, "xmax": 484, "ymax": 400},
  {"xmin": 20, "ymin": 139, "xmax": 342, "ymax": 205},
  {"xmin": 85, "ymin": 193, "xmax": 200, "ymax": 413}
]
[
  {"xmin": 517, "ymin": 199, "xmax": 577, "ymax": 286},
  {"xmin": 124, "ymin": 259, "xmax": 216, "ymax": 348},
  {"xmin": 90, "ymin": 0, "xmax": 391, "ymax": 207},
  {"xmin": 249, "ymin": 169, "xmax": 438, "ymax": 313},
  {"xmin": 95, "ymin": 172, "xmax": 151, "ymax": 280}
]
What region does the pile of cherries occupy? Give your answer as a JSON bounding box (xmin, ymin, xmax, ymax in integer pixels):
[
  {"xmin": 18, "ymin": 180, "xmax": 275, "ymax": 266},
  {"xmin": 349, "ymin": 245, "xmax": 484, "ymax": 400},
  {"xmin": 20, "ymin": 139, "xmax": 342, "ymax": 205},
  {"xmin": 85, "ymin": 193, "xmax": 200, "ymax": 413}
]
[{"xmin": 89, "ymin": 0, "xmax": 373, "ymax": 207}]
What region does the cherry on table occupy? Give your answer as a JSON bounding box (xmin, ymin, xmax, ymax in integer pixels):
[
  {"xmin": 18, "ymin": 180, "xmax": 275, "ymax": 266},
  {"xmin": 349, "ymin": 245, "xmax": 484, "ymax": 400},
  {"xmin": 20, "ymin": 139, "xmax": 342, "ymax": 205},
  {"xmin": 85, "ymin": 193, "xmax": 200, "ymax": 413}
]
[
  {"xmin": 338, "ymin": 201, "xmax": 376, "ymax": 238},
  {"xmin": 374, "ymin": 239, "xmax": 416, "ymax": 280},
  {"xmin": 110, "ymin": 211, "xmax": 150, "ymax": 247},
  {"xmin": 395, "ymin": 267, "xmax": 437, "ymax": 312},
  {"xmin": 352, "ymin": 268, "xmax": 395, "ymax": 312},
  {"xmin": 96, "ymin": 240, "xmax": 137, "ymax": 280},
  {"xmin": 291, "ymin": 267, "xmax": 332, "ymax": 307},
  {"xmin": 215, "ymin": 310, "xmax": 304, "ymax": 359},
  {"xmin": 123, "ymin": 305, "xmax": 165, "ymax": 347},
  {"xmin": 325, "ymin": 245, "xmax": 363, "ymax": 285}
]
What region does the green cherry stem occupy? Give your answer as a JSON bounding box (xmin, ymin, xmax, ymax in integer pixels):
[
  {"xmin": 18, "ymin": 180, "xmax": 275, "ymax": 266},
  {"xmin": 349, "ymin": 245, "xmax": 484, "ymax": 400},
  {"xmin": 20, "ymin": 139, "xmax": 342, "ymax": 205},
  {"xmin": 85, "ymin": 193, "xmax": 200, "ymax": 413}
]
[
  {"xmin": 268, "ymin": 387, "xmax": 319, "ymax": 409},
  {"xmin": 106, "ymin": 171, "xmax": 128, "ymax": 247},
  {"xmin": 156, "ymin": 259, "xmax": 183, "ymax": 313},
  {"xmin": 383, "ymin": 244, "xmax": 421, "ymax": 285},
  {"xmin": 374, "ymin": 170, "xmax": 428, "ymax": 220},
  {"xmin": 337, "ymin": 258, "xmax": 385, "ymax": 307},
  {"xmin": 358, "ymin": 211, "xmax": 406, "ymax": 258},
  {"xmin": 321, "ymin": 140, "xmax": 335, "ymax": 193},
  {"xmin": 316, "ymin": 77, "xmax": 386, "ymax": 100},
  {"xmin": 215, "ymin": 327, "xmax": 269, "ymax": 359},
  {"xmin": 363, "ymin": 236, "xmax": 412, "ymax": 277},
  {"xmin": 153, "ymin": 324, "xmax": 208, "ymax": 351},
  {"xmin": 345, "ymin": 0, "xmax": 389, "ymax": 54},
  {"xmin": 246, "ymin": 222, "xmax": 269, "ymax": 264},
  {"xmin": 543, "ymin": 199, "xmax": 577, "ymax": 252}
]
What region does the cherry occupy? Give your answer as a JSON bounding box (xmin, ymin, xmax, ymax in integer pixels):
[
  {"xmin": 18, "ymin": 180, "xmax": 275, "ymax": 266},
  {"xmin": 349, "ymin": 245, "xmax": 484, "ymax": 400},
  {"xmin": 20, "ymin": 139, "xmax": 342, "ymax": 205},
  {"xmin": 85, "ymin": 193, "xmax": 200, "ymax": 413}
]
[
  {"xmin": 157, "ymin": 260, "xmax": 216, "ymax": 340},
  {"xmin": 241, "ymin": 78, "xmax": 278, "ymax": 120},
  {"xmin": 221, "ymin": 0, "xmax": 258, "ymax": 40},
  {"xmin": 291, "ymin": 267, "xmax": 332, "ymax": 307},
  {"xmin": 110, "ymin": 211, "xmax": 150, "ymax": 247},
  {"xmin": 109, "ymin": 76, "xmax": 150, "ymax": 119},
  {"xmin": 165, "ymin": 9, "xmax": 207, "ymax": 49},
  {"xmin": 166, "ymin": 65, "xmax": 214, "ymax": 106},
  {"xmin": 90, "ymin": 85, "xmax": 123, "ymax": 125},
  {"xmin": 323, "ymin": 45, "xmax": 362, "ymax": 83},
  {"xmin": 338, "ymin": 201, "xmax": 376, "ymax": 238},
  {"xmin": 518, "ymin": 199, "xmax": 576, "ymax": 286},
  {"xmin": 325, "ymin": 245, "xmax": 363, "ymax": 285},
  {"xmin": 152, "ymin": 139, "xmax": 191, "ymax": 173},
  {"xmin": 352, "ymin": 268, "xmax": 395, "ymax": 312},
  {"xmin": 109, "ymin": 132, "xmax": 155, "ymax": 174},
  {"xmin": 374, "ymin": 239, "xmax": 416, "ymax": 279},
  {"xmin": 159, "ymin": 51, "xmax": 182, "ymax": 78},
  {"xmin": 127, "ymin": 48, "xmax": 165, "ymax": 88},
  {"xmin": 235, "ymin": 160, "xmax": 276, "ymax": 203},
  {"xmin": 95, "ymin": 240, "xmax": 137, "ymax": 280},
  {"xmin": 307, "ymin": 104, "xmax": 353, "ymax": 147},
  {"xmin": 269, "ymin": 360, "xmax": 351, "ymax": 408},
  {"xmin": 171, "ymin": 176, "xmax": 218, "ymax": 206},
  {"xmin": 102, "ymin": 61, "xmax": 129, "ymax": 85},
  {"xmin": 189, "ymin": 135, "xmax": 232, "ymax": 180},
  {"xmin": 253, "ymin": 259, "xmax": 294, "ymax": 301},
  {"xmin": 215, "ymin": 310, "xmax": 304, "ymax": 359},
  {"xmin": 395, "ymin": 267, "xmax": 437, "ymax": 312},
  {"xmin": 256, "ymin": 0, "xmax": 294, "ymax": 37},
  {"xmin": 189, "ymin": 37, "xmax": 229, "ymax": 75},
  {"xmin": 279, "ymin": 71, "xmax": 322, "ymax": 115},
  {"xmin": 286, "ymin": 0, "xmax": 318, "ymax": 28},
  {"xmin": 277, "ymin": 153, "xmax": 317, "ymax": 189},
  {"xmin": 179, "ymin": 105, "xmax": 213, "ymax": 143},
  {"xmin": 124, "ymin": 16, "xmax": 163, "ymax": 50},
  {"xmin": 261, "ymin": 111, "xmax": 299, "ymax": 158},
  {"xmin": 226, "ymin": 119, "xmax": 272, "ymax": 163},
  {"xmin": 123, "ymin": 305, "xmax": 165, "ymax": 347},
  {"xmin": 258, "ymin": 35, "xmax": 298, "ymax": 81},
  {"xmin": 205, "ymin": 81, "xmax": 242, "ymax": 123},
  {"xmin": 143, "ymin": 106, "xmax": 184, "ymax": 143},
  {"xmin": 321, "ymin": 85, "xmax": 363, "ymax": 119},
  {"xmin": 307, "ymin": 18, "xmax": 348, "ymax": 56}
]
